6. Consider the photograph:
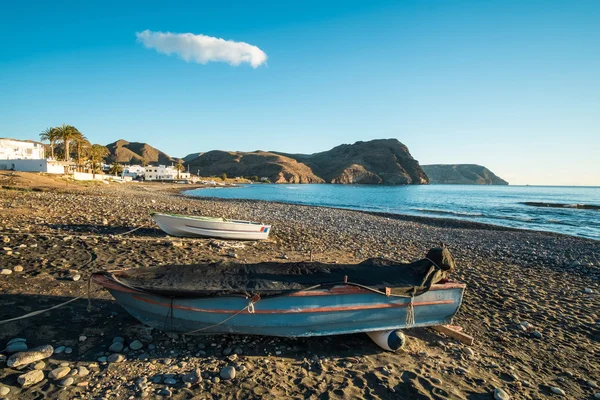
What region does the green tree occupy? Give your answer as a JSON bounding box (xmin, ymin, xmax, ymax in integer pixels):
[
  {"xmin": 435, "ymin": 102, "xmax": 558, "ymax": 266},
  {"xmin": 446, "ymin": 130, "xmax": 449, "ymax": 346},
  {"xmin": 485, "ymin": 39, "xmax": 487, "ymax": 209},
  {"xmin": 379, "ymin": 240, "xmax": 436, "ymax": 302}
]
[
  {"xmin": 109, "ymin": 162, "xmax": 123, "ymax": 176},
  {"xmin": 174, "ymin": 160, "xmax": 185, "ymax": 179},
  {"xmin": 88, "ymin": 145, "xmax": 109, "ymax": 179},
  {"xmin": 73, "ymin": 132, "xmax": 90, "ymax": 172},
  {"xmin": 55, "ymin": 124, "xmax": 80, "ymax": 161},
  {"xmin": 39, "ymin": 127, "xmax": 60, "ymax": 160},
  {"xmin": 220, "ymin": 172, "xmax": 227, "ymax": 181}
]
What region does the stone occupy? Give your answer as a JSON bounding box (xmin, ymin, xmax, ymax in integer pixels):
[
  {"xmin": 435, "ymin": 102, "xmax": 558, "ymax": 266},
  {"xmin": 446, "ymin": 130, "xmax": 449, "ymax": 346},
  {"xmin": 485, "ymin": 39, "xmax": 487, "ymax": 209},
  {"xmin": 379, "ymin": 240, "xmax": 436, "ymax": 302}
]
[
  {"xmin": 0, "ymin": 387, "xmax": 9, "ymax": 396},
  {"xmin": 60, "ymin": 377, "xmax": 74, "ymax": 387},
  {"xmin": 494, "ymin": 387, "xmax": 510, "ymax": 400},
  {"xmin": 18, "ymin": 370, "xmax": 45, "ymax": 387},
  {"xmin": 585, "ymin": 288, "xmax": 594, "ymax": 294},
  {"xmin": 220, "ymin": 366, "xmax": 236, "ymax": 380},
  {"xmin": 1, "ymin": 269, "xmax": 12, "ymax": 275},
  {"xmin": 109, "ymin": 342, "xmax": 124, "ymax": 352},
  {"xmin": 72, "ymin": 274, "xmax": 81, "ymax": 281},
  {"xmin": 164, "ymin": 378, "xmax": 177, "ymax": 385},
  {"xmin": 532, "ymin": 331, "xmax": 543, "ymax": 339},
  {"xmin": 223, "ymin": 347, "xmax": 232, "ymax": 356},
  {"xmin": 130, "ymin": 340, "xmax": 143, "ymax": 350},
  {"xmin": 77, "ymin": 366, "xmax": 90, "ymax": 377},
  {"xmin": 49, "ymin": 367, "xmax": 71, "ymax": 380},
  {"xmin": 107, "ymin": 353, "xmax": 125, "ymax": 363},
  {"xmin": 54, "ymin": 345, "xmax": 66, "ymax": 354},
  {"xmin": 97, "ymin": 356, "xmax": 107, "ymax": 362},
  {"xmin": 34, "ymin": 361, "xmax": 46, "ymax": 370},
  {"xmin": 594, "ymin": 393, "xmax": 600, "ymax": 399},
  {"xmin": 7, "ymin": 345, "xmax": 53, "ymax": 367},
  {"xmin": 79, "ymin": 335, "xmax": 87, "ymax": 342},
  {"xmin": 234, "ymin": 347, "xmax": 243, "ymax": 354},
  {"xmin": 7, "ymin": 338, "xmax": 26, "ymax": 345},
  {"xmin": 588, "ymin": 381, "xmax": 598, "ymax": 388},
  {"xmin": 64, "ymin": 347, "xmax": 73, "ymax": 354},
  {"xmin": 13, "ymin": 265, "xmax": 23, "ymax": 272},
  {"xmin": 159, "ymin": 389, "xmax": 172, "ymax": 397},
  {"xmin": 102, "ymin": 218, "xmax": 109, "ymax": 226},
  {"xmin": 5, "ymin": 342, "xmax": 28, "ymax": 353},
  {"xmin": 463, "ymin": 347, "xmax": 475, "ymax": 357},
  {"xmin": 551, "ymin": 387, "xmax": 566, "ymax": 396}
]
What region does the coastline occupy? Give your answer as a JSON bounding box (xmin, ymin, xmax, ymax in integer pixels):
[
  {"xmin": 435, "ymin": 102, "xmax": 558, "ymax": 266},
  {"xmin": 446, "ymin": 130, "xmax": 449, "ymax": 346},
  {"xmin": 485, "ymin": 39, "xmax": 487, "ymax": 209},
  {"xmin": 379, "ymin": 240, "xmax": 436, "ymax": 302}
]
[{"xmin": 1, "ymin": 173, "xmax": 599, "ymax": 399}]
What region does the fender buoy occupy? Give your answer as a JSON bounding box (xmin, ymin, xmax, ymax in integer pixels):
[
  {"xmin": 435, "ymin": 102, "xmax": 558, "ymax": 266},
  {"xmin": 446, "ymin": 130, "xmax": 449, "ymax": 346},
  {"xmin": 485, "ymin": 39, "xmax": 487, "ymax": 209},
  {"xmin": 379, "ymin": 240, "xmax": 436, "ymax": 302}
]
[{"xmin": 367, "ymin": 330, "xmax": 406, "ymax": 351}]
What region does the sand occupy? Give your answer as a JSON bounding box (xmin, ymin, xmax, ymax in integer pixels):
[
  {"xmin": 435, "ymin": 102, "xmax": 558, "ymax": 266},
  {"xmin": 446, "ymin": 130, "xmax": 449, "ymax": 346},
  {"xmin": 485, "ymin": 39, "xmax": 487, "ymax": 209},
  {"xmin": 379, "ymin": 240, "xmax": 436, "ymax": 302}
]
[{"xmin": 0, "ymin": 171, "xmax": 599, "ymax": 399}]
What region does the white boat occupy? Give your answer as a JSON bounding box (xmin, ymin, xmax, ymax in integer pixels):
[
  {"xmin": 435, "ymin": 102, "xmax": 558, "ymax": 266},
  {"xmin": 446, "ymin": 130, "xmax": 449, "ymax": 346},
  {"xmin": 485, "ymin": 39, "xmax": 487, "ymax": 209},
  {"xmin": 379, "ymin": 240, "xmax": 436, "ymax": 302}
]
[{"xmin": 151, "ymin": 213, "xmax": 271, "ymax": 240}]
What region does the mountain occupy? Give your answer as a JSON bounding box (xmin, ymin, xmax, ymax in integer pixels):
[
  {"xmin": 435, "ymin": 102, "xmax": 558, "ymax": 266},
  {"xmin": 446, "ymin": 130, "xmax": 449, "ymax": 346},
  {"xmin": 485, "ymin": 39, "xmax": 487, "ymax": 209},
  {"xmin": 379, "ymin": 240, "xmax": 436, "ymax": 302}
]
[
  {"xmin": 421, "ymin": 164, "xmax": 508, "ymax": 185},
  {"xmin": 185, "ymin": 139, "xmax": 428, "ymax": 185},
  {"xmin": 185, "ymin": 150, "xmax": 324, "ymax": 183},
  {"xmin": 278, "ymin": 139, "xmax": 428, "ymax": 185},
  {"xmin": 183, "ymin": 152, "xmax": 204, "ymax": 163},
  {"xmin": 106, "ymin": 140, "xmax": 175, "ymax": 165}
]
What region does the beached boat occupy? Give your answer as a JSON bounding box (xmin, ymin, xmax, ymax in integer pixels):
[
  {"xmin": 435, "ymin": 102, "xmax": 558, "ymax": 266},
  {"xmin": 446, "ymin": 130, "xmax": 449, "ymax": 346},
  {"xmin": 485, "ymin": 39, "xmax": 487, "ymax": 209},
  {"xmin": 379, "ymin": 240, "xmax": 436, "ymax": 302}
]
[
  {"xmin": 151, "ymin": 212, "xmax": 271, "ymax": 240},
  {"xmin": 92, "ymin": 247, "xmax": 465, "ymax": 350}
]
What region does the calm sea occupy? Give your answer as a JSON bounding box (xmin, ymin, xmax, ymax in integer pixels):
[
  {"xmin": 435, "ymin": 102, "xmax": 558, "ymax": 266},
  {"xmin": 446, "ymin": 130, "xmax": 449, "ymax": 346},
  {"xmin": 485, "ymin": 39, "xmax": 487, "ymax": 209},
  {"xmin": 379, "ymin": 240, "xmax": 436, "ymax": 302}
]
[{"xmin": 186, "ymin": 185, "xmax": 600, "ymax": 241}]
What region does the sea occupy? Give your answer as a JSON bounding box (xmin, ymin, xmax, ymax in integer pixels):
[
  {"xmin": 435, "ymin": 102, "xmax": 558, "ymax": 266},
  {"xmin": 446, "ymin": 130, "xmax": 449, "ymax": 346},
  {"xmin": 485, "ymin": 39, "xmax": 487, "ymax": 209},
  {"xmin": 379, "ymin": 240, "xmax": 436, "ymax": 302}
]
[{"xmin": 186, "ymin": 184, "xmax": 600, "ymax": 241}]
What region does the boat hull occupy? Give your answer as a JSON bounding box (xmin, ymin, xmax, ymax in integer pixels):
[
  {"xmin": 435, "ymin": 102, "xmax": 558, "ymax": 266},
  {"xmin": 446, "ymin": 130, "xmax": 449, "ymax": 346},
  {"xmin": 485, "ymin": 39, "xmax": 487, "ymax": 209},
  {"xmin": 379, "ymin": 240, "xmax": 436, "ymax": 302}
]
[
  {"xmin": 152, "ymin": 213, "xmax": 270, "ymax": 240},
  {"xmin": 93, "ymin": 275, "xmax": 465, "ymax": 337}
]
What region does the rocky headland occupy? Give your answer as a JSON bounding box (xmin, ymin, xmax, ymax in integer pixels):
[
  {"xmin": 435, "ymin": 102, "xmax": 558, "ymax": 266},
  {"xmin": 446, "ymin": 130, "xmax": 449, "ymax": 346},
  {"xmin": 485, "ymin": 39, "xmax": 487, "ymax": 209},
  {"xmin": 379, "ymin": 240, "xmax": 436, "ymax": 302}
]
[{"xmin": 421, "ymin": 164, "xmax": 509, "ymax": 185}]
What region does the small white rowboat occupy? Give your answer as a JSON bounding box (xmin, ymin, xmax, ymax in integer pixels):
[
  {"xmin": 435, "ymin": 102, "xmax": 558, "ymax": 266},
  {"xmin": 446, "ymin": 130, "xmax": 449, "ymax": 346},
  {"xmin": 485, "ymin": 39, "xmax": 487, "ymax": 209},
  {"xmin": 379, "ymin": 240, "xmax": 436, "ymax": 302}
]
[{"xmin": 151, "ymin": 213, "xmax": 271, "ymax": 240}]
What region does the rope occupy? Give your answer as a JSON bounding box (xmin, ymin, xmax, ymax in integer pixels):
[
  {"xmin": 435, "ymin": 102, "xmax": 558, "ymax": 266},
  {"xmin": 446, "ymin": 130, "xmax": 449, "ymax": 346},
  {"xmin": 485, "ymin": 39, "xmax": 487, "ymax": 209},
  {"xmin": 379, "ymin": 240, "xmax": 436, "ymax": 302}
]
[
  {"xmin": 182, "ymin": 298, "xmax": 259, "ymax": 336},
  {"xmin": 116, "ymin": 226, "xmax": 145, "ymax": 236},
  {"xmin": 405, "ymin": 288, "xmax": 416, "ymax": 327},
  {"xmin": 0, "ymin": 296, "xmax": 84, "ymax": 325}
]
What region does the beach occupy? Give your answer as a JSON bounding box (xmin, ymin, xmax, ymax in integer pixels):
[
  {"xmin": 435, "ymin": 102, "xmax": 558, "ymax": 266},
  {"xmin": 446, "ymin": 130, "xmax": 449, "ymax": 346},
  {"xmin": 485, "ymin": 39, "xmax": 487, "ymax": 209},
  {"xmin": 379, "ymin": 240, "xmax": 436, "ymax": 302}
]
[{"xmin": 1, "ymin": 172, "xmax": 599, "ymax": 400}]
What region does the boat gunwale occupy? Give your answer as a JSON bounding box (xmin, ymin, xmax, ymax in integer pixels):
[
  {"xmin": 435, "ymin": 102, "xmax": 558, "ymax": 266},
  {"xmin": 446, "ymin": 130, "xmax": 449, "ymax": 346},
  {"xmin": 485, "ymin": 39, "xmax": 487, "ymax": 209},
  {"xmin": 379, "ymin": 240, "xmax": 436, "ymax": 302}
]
[{"xmin": 152, "ymin": 212, "xmax": 270, "ymax": 228}]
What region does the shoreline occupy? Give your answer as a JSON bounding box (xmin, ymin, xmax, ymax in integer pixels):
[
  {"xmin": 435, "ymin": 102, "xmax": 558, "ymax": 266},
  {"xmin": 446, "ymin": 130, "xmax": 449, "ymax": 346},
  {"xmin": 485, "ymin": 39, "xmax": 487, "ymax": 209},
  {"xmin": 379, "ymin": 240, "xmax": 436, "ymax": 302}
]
[{"xmin": 1, "ymin": 173, "xmax": 599, "ymax": 400}]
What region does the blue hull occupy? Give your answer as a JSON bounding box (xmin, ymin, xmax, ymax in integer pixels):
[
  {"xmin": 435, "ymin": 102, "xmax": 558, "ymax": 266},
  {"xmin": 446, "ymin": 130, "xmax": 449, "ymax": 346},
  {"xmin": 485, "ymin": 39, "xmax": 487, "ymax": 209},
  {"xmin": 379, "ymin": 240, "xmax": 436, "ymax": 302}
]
[{"xmin": 97, "ymin": 275, "xmax": 465, "ymax": 337}]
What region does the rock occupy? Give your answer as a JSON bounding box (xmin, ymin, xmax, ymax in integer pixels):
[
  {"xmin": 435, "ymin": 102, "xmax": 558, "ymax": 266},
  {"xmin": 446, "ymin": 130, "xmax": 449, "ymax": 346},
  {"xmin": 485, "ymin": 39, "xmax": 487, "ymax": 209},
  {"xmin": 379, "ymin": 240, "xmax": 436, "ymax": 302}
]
[
  {"xmin": 102, "ymin": 218, "xmax": 108, "ymax": 226},
  {"xmin": 113, "ymin": 336, "xmax": 125, "ymax": 343},
  {"xmin": 585, "ymin": 288, "xmax": 594, "ymax": 294},
  {"xmin": 97, "ymin": 356, "xmax": 107, "ymax": 362},
  {"xmin": 13, "ymin": 265, "xmax": 23, "ymax": 272},
  {"xmin": 7, "ymin": 338, "xmax": 26, "ymax": 345},
  {"xmin": 532, "ymin": 331, "xmax": 543, "ymax": 339},
  {"xmin": 159, "ymin": 389, "xmax": 172, "ymax": 397},
  {"xmin": 0, "ymin": 387, "xmax": 9, "ymax": 396},
  {"xmin": 222, "ymin": 347, "xmax": 232, "ymax": 356},
  {"xmin": 462, "ymin": 347, "xmax": 475, "ymax": 357},
  {"xmin": 107, "ymin": 353, "xmax": 125, "ymax": 363},
  {"xmin": 77, "ymin": 366, "xmax": 90, "ymax": 377},
  {"xmin": 588, "ymin": 381, "xmax": 598, "ymax": 388},
  {"xmin": 164, "ymin": 378, "xmax": 177, "ymax": 385},
  {"xmin": 60, "ymin": 377, "xmax": 74, "ymax": 387},
  {"xmin": 64, "ymin": 347, "xmax": 72, "ymax": 354},
  {"xmin": 0, "ymin": 269, "xmax": 12, "ymax": 275},
  {"xmin": 34, "ymin": 361, "xmax": 46, "ymax": 370},
  {"xmin": 130, "ymin": 340, "xmax": 143, "ymax": 350},
  {"xmin": 220, "ymin": 366, "xmax": 236, "ymax": 380},
  {"xmin": 234, "ymin": 347, "xmax": 243, "ymax": 354},
  {"xmin": 17, "ymin": 370, "xmax": 45, "ymax": 387},
  {"xmin": 79, "ymin": 335, "xmax": 87, "ymax": 342},
  {"xmin": 594, "ymin": 393, "xmax": 600, "ymax": 399},
  {"xmin": 72, "ymin": 274, "xmax": 81, "ymax": 281},
  {"xmin": 54, "ymin": 345, "xmax": 66, "ymax": 354},
  {"xmin": 7, "ymin": 345, "xmax": 54, "ymax": 367},
  {"xmin": 494, "ymin": 387, "xmax": 510, "ymax": 400},
  {"xmin": 550, "ymin": 387, "xmax": 566, "ymax": 396},
  {"xmin": 49, "ymin": 367, "xmax": 71, "ymax": 380},
  {"xmin": 5, "ymin": 342, "xmax": 27, "ymax": 353},
  {"xmin": 109, "ymin": 342, "xmax": 124, "ymax": 353}
]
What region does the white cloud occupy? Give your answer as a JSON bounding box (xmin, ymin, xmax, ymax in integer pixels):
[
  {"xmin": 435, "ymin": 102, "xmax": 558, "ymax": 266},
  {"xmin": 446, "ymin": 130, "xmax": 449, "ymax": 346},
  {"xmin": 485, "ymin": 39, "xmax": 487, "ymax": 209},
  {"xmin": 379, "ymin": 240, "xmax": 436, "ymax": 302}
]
[{"xmin": 136, "ymin": 30, "xmax": 267, "ymax": 68}]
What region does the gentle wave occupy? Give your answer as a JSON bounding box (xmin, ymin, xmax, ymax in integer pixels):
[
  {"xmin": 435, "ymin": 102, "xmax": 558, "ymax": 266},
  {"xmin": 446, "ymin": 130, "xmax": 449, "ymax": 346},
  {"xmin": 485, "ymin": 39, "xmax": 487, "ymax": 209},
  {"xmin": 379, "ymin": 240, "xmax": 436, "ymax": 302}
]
[{"xmin": 412, "ymin": 208, "xmax": 484, "ymax": 217}]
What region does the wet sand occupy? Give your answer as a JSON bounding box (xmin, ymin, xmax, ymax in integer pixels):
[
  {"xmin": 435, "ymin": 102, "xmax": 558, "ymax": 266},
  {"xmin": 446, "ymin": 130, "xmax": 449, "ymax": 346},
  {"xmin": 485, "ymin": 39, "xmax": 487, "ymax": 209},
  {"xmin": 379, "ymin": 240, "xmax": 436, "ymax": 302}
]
[{"xmin": 0, "ymin": 172, "xmax": 599, "ymax": 399}]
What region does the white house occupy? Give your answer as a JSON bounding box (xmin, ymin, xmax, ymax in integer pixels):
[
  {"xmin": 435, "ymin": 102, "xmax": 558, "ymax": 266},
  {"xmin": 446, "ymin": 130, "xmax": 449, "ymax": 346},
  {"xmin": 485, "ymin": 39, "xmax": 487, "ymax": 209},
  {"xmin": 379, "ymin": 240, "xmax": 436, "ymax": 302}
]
[
  {"xmin": 145, "ymin": 165, "xmax": 190, "ymax": 181},
  {"xmin": 123, "ymin": 165, "xmax": 146, "ymax": 179},
  {"xmin": 0, "ymin": 138, "xmax": 69, "ymax": 174},
  {"xmin": 0, "ymin": 138, "xmax": 45, "ymax": 160}
]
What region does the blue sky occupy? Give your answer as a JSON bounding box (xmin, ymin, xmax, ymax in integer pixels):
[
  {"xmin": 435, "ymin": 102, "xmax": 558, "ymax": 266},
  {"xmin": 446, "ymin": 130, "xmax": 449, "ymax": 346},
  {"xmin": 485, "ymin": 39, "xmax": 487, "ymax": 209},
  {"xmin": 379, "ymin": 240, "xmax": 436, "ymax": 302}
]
[{"xmin": 1, "ymin": 0, "xmax": 599, "ymax": 185}]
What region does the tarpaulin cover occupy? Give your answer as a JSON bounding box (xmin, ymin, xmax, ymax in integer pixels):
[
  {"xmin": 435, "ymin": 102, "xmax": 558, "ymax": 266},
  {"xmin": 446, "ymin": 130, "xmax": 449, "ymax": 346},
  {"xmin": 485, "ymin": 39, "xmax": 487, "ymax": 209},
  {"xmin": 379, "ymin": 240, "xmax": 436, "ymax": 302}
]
[{"xmin": 106, "ymin": 247, "xmax": 456, "ymax": 298}]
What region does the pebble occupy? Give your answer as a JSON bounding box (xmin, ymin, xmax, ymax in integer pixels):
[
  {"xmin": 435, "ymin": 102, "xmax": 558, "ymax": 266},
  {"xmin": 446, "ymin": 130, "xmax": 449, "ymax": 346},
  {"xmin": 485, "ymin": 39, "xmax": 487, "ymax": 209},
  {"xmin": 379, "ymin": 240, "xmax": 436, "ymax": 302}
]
[
  {"xmin": 0, "ymin": 387, "xmax": 9, "ymax": 396},
  {"xmin": 97, "ymin": 356, "xmax": 107, "ymax": 362},
  {"xmin": 494, "ymin": 387, "xmax": 510, "ymax": 400},
  {"xmin": 164, "ymin": 378, "xmax": 177, "ymax": 385},
  {"xmin": 130, "ymin": 340, "xmax": 143, "ymax": 350},
  {"xmin": 34, "ymin": 361, "xmax": 46, "ymax": 370},
  {"xmin": 13, "ymin": 265, "xmax": 23, "ymax": 272},
  {"xmin": 588, "ymin": 381, "xmax": 598, "ymax": 388},
  {"xmin": 77, "ymin": 366, "xmax": 90, "ymax": 377},
  {"xmin": 72, "ymin": 274, "xmax": 81, "ymax": 281},
  {"xmin": 17, "ymin": 370, "xmax": 44, "ymax": 387},
  {"xmin": 54, "ymin": 345, "xmax": 66, "ymax": 354},
  {"xmin": 49, "ymin": 367, "xmax": 71, "ymax": 380},
  {"xmin": 109, "ymin": 342, "xmax": 124, "ymax": 353},
  {"xmin": 220, "ymin": 366, "xmax": 236, "ymax": 380},
  {"xmin": 8, "ymin": 345, "xmax": 54, "ymax": 368},
  {"xmin": 585, "ymin": 288, "xmax": 594, "ymax": 294},
  {"xmin": 113, "ymin": 336, "xmax": 125, "ymax": 343},
  {"xmin": 0, "ymin": 269, "xmax": 12, "ymax": 275},
  {"xmin": 532, "ymin": 331, "xmax": 543, "ymax": 339},
  {"xmin": 234, "ymin": 347, "xmax": 243, "ymax": 354},
  {"xmin": 7, "ymin": 338, "xmax": 26, "ymax": 345},
  {"xmin": 60, "ymin": 377, "xmax": 75, "ymax": 387},
  {"xmin": 159, "ymin": 389, "xmax": 172, "ymax": 397},
  {"xmin": 5, "ymin": 342, "xmax": 28, "ymax": 353},
  {"xmin": 550, "ymin": 387, "xmax": 566, "ymax": 396},
  {"xmin": 79, "ymin": 335, "xmax": 87, "ymax": 342},
  {"xmin": 223, "ymin": 347, "xmax": 232, "ymax": 356},
  {"xmin": 107, "ymin": 353, "xmax": 125, "ymax": 363},
  {"xmin": 462, "ymin": 347, "xmax": 475, "ymax": 357},
  {"xmin": 64, "ymin": 347, "xmax": 73, "ymax": 354}
]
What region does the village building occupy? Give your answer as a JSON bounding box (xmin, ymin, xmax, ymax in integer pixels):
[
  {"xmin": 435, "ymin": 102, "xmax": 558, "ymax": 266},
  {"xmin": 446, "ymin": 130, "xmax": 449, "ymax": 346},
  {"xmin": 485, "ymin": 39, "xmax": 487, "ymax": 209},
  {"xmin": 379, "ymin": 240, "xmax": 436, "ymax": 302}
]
[
  {"xmin": 145, "ymin": 165, "xmax": 190, "ymax": 181},
  {"xmin": 0, "ymin": 138, "xmax": 70, "ymax": 174}
]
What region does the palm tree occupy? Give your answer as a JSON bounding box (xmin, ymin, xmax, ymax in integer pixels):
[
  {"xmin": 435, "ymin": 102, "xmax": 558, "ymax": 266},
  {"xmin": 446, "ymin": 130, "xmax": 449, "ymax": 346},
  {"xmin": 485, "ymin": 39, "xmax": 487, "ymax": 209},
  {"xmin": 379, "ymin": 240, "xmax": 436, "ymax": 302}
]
[
  {"xmin": 88, "ymin": 145, "xmax": 108, "ymax": 179},
  {"xmin": 55, "ymin": 124, "xmax": 80, "ymax": 161},
  {"xmin": 174, "ymin": 160, "xmax": 185, "ymax": 179},
  {"xmin": 39, "ymin": 127, "xmax": 59, "ymax": 159},
  {"xmin": 72, "ymin": 133, "xmax": 90, "ymax": 172},
  {"xmin": 109, "ymin": 162, "xmax": 123, "ymax": 176}
]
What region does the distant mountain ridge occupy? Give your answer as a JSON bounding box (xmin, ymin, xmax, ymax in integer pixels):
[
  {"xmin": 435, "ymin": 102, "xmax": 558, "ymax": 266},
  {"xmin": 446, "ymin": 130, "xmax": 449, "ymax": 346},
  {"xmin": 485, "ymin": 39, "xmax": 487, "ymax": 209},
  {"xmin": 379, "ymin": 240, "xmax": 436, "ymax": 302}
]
[
  {"xmin": 421, "ymin": 164, "xmax": 508, "ymax": 185},
  {"xmin": 186, "ymin": 139, "xmax": 428, "ymax": 185},
  {"xmin": 106, "ymin": 139, "xmax": 176, "ymax": 165}
]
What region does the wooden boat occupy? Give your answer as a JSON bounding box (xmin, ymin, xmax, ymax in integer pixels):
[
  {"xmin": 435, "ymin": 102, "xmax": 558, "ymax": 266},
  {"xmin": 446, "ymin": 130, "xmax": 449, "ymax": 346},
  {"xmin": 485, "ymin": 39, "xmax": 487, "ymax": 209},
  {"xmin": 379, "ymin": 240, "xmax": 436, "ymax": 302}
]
[
  {"xmin": 92, "ymin": 247, "xmax": 465, "ymax": 349},
  {"xmin": 151, "ymin": 212, "xmax": 271, "ymax": 240}
]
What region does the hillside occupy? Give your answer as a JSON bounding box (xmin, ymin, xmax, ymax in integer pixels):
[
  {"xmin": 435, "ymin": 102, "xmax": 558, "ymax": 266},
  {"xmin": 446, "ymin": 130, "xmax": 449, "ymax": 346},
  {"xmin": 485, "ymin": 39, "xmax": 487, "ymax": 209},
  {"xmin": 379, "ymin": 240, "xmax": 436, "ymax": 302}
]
[
  {"xmin": 279, "ymin": 139, "xmax": 428, "ymax": 185},
  {"xmin": 421, "ymin": 164, "xmax": 508, "ymax": 185},
  {"xmin": 106, "ymin": 140, "xmax": 175, "ymax": 165},
  {"xmin": 184, "ymin": 139, "xmax": 428, "ymax": 185},
  {"xmin": 185, "ymin": 151, "xmax": 324, "ymax": 184}
]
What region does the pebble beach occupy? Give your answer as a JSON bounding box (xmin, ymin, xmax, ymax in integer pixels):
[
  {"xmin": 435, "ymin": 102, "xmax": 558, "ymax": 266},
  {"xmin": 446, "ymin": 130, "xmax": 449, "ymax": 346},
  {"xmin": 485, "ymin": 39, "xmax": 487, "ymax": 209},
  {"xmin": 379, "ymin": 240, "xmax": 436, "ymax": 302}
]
[{"xmin": 0, "ymin": 172, "xmax": 599, "ymax": 400}]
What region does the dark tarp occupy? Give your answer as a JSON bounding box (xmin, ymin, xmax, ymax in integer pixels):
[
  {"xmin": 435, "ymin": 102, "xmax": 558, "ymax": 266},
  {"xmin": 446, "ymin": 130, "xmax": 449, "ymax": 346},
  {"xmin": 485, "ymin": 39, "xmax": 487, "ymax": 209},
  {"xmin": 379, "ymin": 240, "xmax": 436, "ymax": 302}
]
[{"xmin": 106, "ymin": 247, "xmax": 456, "ymax": 298}]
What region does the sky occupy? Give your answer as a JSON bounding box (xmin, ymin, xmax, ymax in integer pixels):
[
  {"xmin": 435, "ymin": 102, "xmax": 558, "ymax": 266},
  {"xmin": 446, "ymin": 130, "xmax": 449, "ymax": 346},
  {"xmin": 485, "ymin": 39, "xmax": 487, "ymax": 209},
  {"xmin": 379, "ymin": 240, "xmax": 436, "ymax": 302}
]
[{"xmin": 1, "ymin": 0, "xmax": 599, "ymax": 186}]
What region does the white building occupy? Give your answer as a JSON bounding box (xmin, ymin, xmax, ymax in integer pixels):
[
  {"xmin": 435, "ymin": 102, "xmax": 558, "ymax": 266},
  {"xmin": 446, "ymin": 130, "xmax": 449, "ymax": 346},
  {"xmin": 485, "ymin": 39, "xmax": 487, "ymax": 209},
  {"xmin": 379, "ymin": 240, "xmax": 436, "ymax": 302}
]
[
  {"xmin": 0, "ymin": 138, "xmax": 45, "ymax": 160},
  {"xmin": 145, "ymin": 165, "xmax": 190, "ymax": 181},
  {"xmin": 123, "ymin": 165, "xmax": 146, "ymax": 179},
  {"xmin": 0, "ymin": 137, "xmax": 69, "ymax": 174}
]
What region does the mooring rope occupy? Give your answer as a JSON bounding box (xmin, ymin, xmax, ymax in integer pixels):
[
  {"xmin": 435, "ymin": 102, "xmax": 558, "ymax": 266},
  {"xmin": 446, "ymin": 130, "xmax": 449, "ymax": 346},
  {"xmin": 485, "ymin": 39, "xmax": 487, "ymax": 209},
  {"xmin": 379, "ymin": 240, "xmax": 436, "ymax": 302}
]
[{"xmin": 182, "ymin": 297, "xmax": 259, "ymax": 336}]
